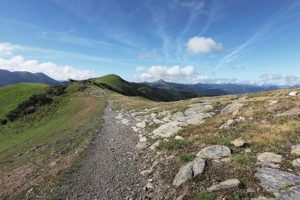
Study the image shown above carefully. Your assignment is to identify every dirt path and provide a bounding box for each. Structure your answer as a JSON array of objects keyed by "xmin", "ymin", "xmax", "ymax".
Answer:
[{"xmin": 58, "ymin": 101, "xmax": 147, "ymax": 199}]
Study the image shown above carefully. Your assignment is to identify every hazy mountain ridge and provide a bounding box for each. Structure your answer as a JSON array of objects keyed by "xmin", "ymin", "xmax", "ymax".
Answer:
[{"xmin": 0, "ymin": 69, "xmax": 60, "ymax": 86}]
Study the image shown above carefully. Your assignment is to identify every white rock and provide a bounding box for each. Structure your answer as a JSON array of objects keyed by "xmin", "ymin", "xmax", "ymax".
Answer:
[
  {"xmin": 184, "ymin": 103, "xmax": 213, "ymax": 116},
  {"xmin": 172, "ymin": 112, "xmax": 185, "ymax": 121},
  {"xmin": 153, "ymin": 121, "xmax": 182, "ymax": 138},
  {"xmin": 175, "ymin": 136, "xmax": 184, "ymax": 140},
  {"xmin": 140, "ymin": 169, "xmax": 153, "ymax": 176},
  {"xmin": 136, "ymin": 121, "xmax": 147, "ymax": 128},
  {"xmin": 149, "ymin": 141, "xmax": 160, "ymax": 150},
  {"xmin": 207, "ymin": 179, "xmax": 241, "ymax": 192},
  {"xmin": 257, "ymin": 152, "xmax": 282, "ymax": 168},
  {"xmin": 268, "ymin": 100, "xmax": 278, "ymax": 106},
  {"xmin": 122, "ymin": 119, "xmax": 130, "ymax": 125},
  {"xmin": 289, "ymin": 91, "xmax": 298, "ymax": 96},
  {"xmin": 139, "ymin": 137, "xmax": 148, "ymax": 143},
  {"xmin": 219, "ymin": 119, "xmax": 237, "ymax": 129},
  {"xmin": 136, "ymin": 142, "xmax": 148, "ymax": 150},
  {"xmin": 292, "ymin": 158, "xmax": 300, "ymax": 168},
  {"xmin": 291, "ymin": 144, "xmax": 300, "ymax": 156},
  {"xmin": 231, "ymin": 138, "xmax": 246, "ymax": 147},
  {"xmin": 131, "ymin": 126, "xmax": 140, "ymax": 132},
  {"xmin": 197, "ymin": 145, "xmax": 231, "ymax": 159}
]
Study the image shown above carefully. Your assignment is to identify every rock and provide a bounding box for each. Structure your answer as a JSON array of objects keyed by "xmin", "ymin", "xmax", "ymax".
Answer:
[
  {"xmin": 275, "ymin": 185, "xmax": 300, "ymax": 200},
  {"xmin": 131, "ymin": 126, "xmax": 140, "ymax": 132},
  {"xmin": 175, "ymin": 136, "xmax": 184, "ymax": 140},
  {"xmin": 153, "ymin": 121, "xmax": 182, "ymax": 138},
  {"xmin": 220, "ymin": 119, "xmax": 237, "ymax": 129},
  {"xmin": 291, "ymin": 144, "xmax": 300, "ymax": 156},
  {"xmin": 221, "ymin": 96, "xmax": 246, "ymax": 115},
  {"xmin": 136, "ymin": 142, "xmax": 148, "ymax": 150},
  {"xmin": 231, "ymin": 138, "xmax": 246, "ymax": 147},
  {"xmin": 252, "ymin": 197, "xmax": 274, "ymax": 200},
  {"xmin": 172, "ymin": 112, "xmax": 185, "ymax": 121},
  {"xmin": 207, "ymin": 179, "xmax": 241, "ymax": 192},
  {"xmin": 122, "ymin": 119, "xmax": 130, "ymax": 125},
  {"xmin": 245, "ymin": 148, "xmax": 252, "ymax": 153},
  {"xmin": 172, "ymin": 162, "xmax": 193, "ymax": 187},
  {"xmin": 173, "ymin": 158, "xmax": 206, "ymax": 187},
  {"xmin": 136, "ymin": 121, "xmax": 147, "ymax": 128},
  {"xmin": 149, "ymin": 141, "xmax": 160, "ymax": 150},
  {"xmin": 140, "ymin": 169, "xmax": 153, "ymax": 176},
  {"xmin": 139, "ymin": 137, "xmax": 147, "ymax": 143},
  {"xmin": 268, "ymin": 100, "xmax": 278, "ymax": 106},
  {"xmin": 220, "ymin": 157, "xmax": 232, "ymax": 163},
  {"xmin": 184, "ymin": 103, "xmax": 213, "ymax": 116},
  {"xmin": 289, "ymin": 91, "xmax": 298, "ymax": 96},
  {"xmin": 255, "ymin": 167, "xmax": 300, "ymax": 192},
  {"xmin": 257, "ymin": 152, "xmax": 282, "ymax": 168},
  {"xmin": 292, "ymin": 159, "xmax": 300, "ymax": 168},
  {"xmin": 192, "ymin": 158, "xmax": 206, "ymax": 177},
  {"xmin": 183, "ymin": 112, "xmax": 214, "ymax": 125},
  {"xmin": 144, "ymin": 182, "xmax": 154, "ymax": 192},
  {"xmin": 197, "ymin": 145, "xmax": 231, "ymax": 159}
]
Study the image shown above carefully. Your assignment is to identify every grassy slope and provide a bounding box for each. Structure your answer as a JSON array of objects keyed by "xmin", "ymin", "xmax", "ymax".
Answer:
[
  {"xmin": 0, "ymin": 83, "xmax": 48, "ymax": 118},
  {"xmin": 0, "ymin": 83, "xmax": 106, "ymax": 199}
]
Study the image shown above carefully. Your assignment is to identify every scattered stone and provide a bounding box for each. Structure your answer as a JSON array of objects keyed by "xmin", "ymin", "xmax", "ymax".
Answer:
[
  {"xmin": 139, "ymin": 137, "xmax": 147, "ymax": 143},
  {"xmin": 173, "ymin": 158, "xmax": 206, "ymax": 187},
  {"xmin": 140, "ymin": 169, "xmax": 153, "ymax": 176},
  {"xmin": 251, "ymin": 197, "xmax": 274, "ymax": 200},
  {"xmin": 149, "ymin": 141, "xmax": 160, "ymax": 150},
  {"xmin": 207, "ymin": 179, "xmax": 241, "ymax": 192},
  {"xmin": 289, "ymin": 91, "xmax": 298, "ymax": 96},
  {"xmin": 231, "ymin": 138, "xmax": 246, "ymax": 147},
  {"xmin": 257, "ymin": 152, "xmax": 282, "ymax": 168},
  {"xmin": 275, "ymin": 185, "xmax": 300, "ymax": 200},
  {"xmin": 255, "ymin": 167, "xmax": 300, "ymax": 192},
  {"xmin": 291, "ymin": 144, "xmax": 300, "ymax": 156},
  {"xmin": 153, "ymin": 121, "xmax": 182, "ymax": 138},
  {"xmin": 136, "ymin": 121, "xmax": 147, "ymax": 128},
  {"xmin": 144, "ymin": 182, "xmax": 154, "ymax": 192},
  {"xmin": 136, "ymin": 142, "xmax": 148, "ymax": 150},
  {"xmin": 175, "ymin": 136, "xmax": 184, "ymax": 140},
  {"xmin": 122, "ymin": 119, "xmax": 130, "ymax": 125},
  {"xmin": 268, "ymin": 100, "xmax": 278, "ymax": 106},
  {"xmin": 292, "ymin": 159, "xmax": 300, "ymax": 168},
  {"xmin": 197, "ymin": 145, "xmax": 231, "ymax": 159},
  {"xmin": 220, "ymin": 157, "xmax": 232, "ymax": 163},
  {"xmin": 220, "ymin": 119, "xmax": 237, "ymax": 129},
  {"xmin": 131, "ymin": 126, "xmax": 140, "ymax": 132},
  {"xmin": 245, "ymin": 148, "xmax": 252, "ymax": 153}
]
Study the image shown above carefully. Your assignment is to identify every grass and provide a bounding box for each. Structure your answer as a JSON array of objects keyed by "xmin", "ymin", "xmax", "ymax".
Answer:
[
  {"xmin": 180, "ymin": 153, "xmax": 196, "ymax": 162},
  {"xmin": 0, "ymin": 83, "xmax": 48, "ymax": 118},
  {"xmin": 157, "ymin": 139, "xmax": 191, "ymax": 150},
  {"xmin": 233, "ymin": 153, "xmax": 252, "ymax": 165},
  {"xmin": 0, "ymin": 83, "xmax": 106, "ymax": 199},
  {"xmin": 198, "ymin": 191, "xmax": 216, "ymax": 200}
]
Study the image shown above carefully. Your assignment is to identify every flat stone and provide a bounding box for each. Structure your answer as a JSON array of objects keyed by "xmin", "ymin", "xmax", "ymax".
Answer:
[
  {"xmin": 122, "ymin": 118, "xmax": 130, "ymax": 125},
  {"xmin": 207, "ymin": 179, "xmax": 241, "ymax": 192},
  {"xmin": 252, "ymin": 197, "xmax": 274, "ymax": 200},
  {"xmin": 197, "ymin": 145, "xmax": 231, "ymax": 159},
  {"xmin": 275, "ymin": 185, "xmax": 300, "ymax": 200},
  {"xmin": 292, "ymin": 159, "xmax": 300, "ymax": 168},
  {"xmin": 221, "ymin": 97, "xmax": 246, "ymax": 115},
  {"xmin": 136, "ymin": 142, "xmax": 148, "ymax": 150},
  {"xmin": 289, "ymin": 91, "xmax": 298, "ymax": 96},
  {"xmin": 183, "ymin": 113, "xmax": 214, "ymax": 125},
  {"xmin": 139, "ymin": 137, "xmax": 148, "ymax": 143},
  {"xmin": 172, "ymin": 112, "xmax": 185, "ymax": 121},
  {"xmin": 291, "ymin": 144, "xmax": 300, "ymax": 156},
  {"xmin": 257, "ymin": 152, "xmax": 282, "ymax": 168},
  {"xmin": 173, "ymin": 158, "xmax": 206, "ymax": 187},
  {"xmin": 231, "ymin": 138, "xmax": 246, "ymax": 147},
  {"xmin": 184, "ymin": 104, "xmax": 213, "ymax": 116},
  {"xmin": 153, "ymin": 121, "xmax": 182, "ymax": 138},
  {"xmin": 175, "ymin": 136, "xmax": 184, "ymax": 140},
  {"xmin": 255, "ymin": 168, "xmax": 300, "ymax": 192},
  {"xmin": 268, "ymin": 100, "xmax": 278, "ymax": 106}
]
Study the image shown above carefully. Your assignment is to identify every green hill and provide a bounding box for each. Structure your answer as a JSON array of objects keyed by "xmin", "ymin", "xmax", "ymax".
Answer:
[
  {"xmin": 0, "ymin": 83, "xmax": 48, "ymax": 118},
  {"xmin": 93, "ymin": 74, "xmax": 197, "ymax": 101}
]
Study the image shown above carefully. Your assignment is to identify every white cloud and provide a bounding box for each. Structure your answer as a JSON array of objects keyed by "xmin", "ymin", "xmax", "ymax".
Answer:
[
  {"xmin": 259, "ymin": 74, "xmax": 300, "ymax": 85},
  {"xmin": 186, "ymin": 36, "xmax": 223, "ymax": 55},
  {"xmin": 0, "ymin": 43, "xmax": 20, "ymax": 55},
  {"xmin": 0, "ymin": 55, "xmax": 97, "ymax": 80}
]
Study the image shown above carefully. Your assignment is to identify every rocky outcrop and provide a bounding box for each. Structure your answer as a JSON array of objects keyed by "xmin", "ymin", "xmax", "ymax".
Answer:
[{"xmin": 257, "ymin": 152, "xmax": 282, "ymax": 168}]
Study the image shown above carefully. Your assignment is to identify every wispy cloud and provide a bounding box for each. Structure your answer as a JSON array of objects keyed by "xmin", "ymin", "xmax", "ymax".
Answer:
[{"xmin": 215, "ymin": 1, "xmax": 300, "ymax": 70}]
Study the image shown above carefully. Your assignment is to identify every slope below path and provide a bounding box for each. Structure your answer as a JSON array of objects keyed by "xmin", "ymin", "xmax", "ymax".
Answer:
[{"xmin": 58, "ymin": 101, "xmax": 148, "ymax": 199}]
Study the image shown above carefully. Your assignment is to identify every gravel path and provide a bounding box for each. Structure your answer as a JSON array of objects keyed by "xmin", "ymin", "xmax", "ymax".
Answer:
[{"xmin": 58, "ymin": 101, "xmax": 147, "ymax": 199}]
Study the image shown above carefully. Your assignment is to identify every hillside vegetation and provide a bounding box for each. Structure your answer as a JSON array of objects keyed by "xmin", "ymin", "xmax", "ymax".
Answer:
[
  {"xmin": 0, "ymin": 82, "xmax": 107, "ymax": 199},
  {"xmin": 0, "ymin": 83, "xmax": 48, "ymax": 118}
]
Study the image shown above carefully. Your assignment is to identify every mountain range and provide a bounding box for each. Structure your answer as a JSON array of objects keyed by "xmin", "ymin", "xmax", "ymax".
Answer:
[{"xmin": 0, "ymin": 69, "xmax": 60, "ymax": 86}]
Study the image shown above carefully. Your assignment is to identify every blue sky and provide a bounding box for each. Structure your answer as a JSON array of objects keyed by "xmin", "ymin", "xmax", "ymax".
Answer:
[{"xmin": 0, "ymin": 0, "xmax": 300, "ymax": 84}]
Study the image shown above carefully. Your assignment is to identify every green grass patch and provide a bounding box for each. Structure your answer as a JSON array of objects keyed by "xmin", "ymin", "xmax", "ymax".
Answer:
[
  {"xmin": 179, "ymin": 153, "xmax": 196, "ymax": 162},
  {"xmin": 157, "ymin": 139, "xmax": 191, "ymax": 150},
  {"xmin": 233, "ymin": 153, "xmax": 252, "ymax": 165},
  {"xmin": 0, "ymin": 83, "xmax": 48, "ymax": 118},
  {"xmin": 198, "ymin": 191, "xmax": 216, "ymax": 200}
]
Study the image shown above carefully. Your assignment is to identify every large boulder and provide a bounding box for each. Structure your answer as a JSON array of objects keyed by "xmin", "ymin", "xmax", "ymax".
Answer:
[{"xmin": 197, "ymin": 145, "xmax": 231, "ymax": 159}]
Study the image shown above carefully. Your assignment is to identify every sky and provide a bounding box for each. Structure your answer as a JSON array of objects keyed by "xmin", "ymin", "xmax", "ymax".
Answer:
[{"xmin": 0, "ymin": 0, "xmax": 300, "ymax": 85}]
